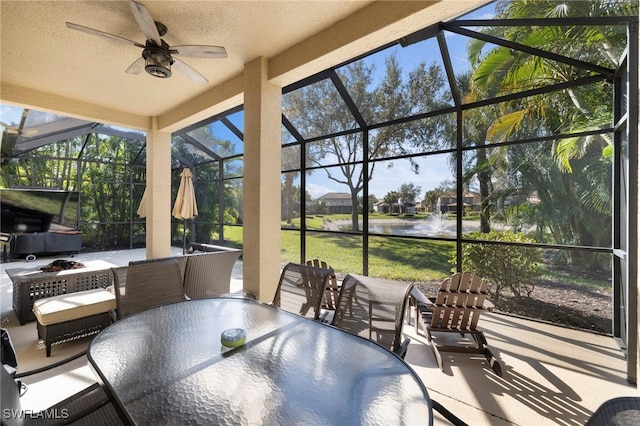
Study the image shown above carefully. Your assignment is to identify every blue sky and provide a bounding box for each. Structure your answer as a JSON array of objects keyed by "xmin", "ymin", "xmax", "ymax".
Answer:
[
  {"xmin": 305, "ymin": 2, "xmax": 496, "ymax": 200},
  {"xmin": 0, "ymin": 105, "xmax": 23, "ymax": 128}
]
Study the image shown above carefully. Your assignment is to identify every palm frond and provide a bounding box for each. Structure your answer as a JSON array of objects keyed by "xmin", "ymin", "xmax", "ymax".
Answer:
[
  {"xmin": 555, "ymin": 137, "xmax": 580, "ymax": 173},
  {"xmin": 472, "ymin": 46, "xmax": 513, "ymax": 93},
  {"xmin": 486, "ymin": 110, "xmax": 526, "ymax": 143}
]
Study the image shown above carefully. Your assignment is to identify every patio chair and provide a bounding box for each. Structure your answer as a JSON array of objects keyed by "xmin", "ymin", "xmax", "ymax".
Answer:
[
  {"xmin": 305, "ymin": 259, "xmax": 340, "ymax": 312},
  {"xmin": 183, "ymin": 249, "xmax": 242, "ymax": 299},
  {"xmin": 331, "ymin": 273, "xmax": 413, "ymax": 358},
  {"xmin": 272, "ymin": 262, "xmax": 334, "ymax": 321},
  {"xmin": 411, "ymin": 272, "xmax": 502, "ymax": 376},
  {"xmin": 129, "ymin": 255, "xmax": 188, "ymax": 282},
  {"xmin": 2, "ymin": 363, "xmax": 124, "ymax": 425},
  {"xmin": 1, "ymin": 327, "xmax": 124, "ymax": 425},
  {"xmin": 585, "ymin": 396, "xmax": 640, "ymax": 426},
  {"xmin": 111, "ymin": 259, "xmax": 186, "ymax": 320}
]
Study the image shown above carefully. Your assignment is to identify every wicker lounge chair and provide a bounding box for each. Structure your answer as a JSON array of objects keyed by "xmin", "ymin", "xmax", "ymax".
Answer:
[
  {"xmin": 111, "ymin": 259, "xmax": 185, "ymax": 320},
  {"xmin": 331, "ymin": 273, "xmax": 413, "ymax": 358},
  {"xmin": 411, "ymin": 271, "xmax": 502, "ymax": 376},
  {"xmin": 272, "ymin": 262, "xmax": 334, "ymax": 321}
]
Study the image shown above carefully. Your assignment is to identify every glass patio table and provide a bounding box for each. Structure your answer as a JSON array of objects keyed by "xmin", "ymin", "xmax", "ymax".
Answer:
[{"xmin": 87, "ymin": 297, "xmax": 432, "ymax": 425}]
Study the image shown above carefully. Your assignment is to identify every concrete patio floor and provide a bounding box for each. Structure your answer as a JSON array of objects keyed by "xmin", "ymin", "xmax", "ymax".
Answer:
[{"xmin": 1, "ymin": 248, "xmax": 637, "ymax": 425}]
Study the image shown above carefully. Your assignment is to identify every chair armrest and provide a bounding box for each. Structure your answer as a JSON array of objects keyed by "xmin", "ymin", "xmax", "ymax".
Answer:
[
  {"xmin": 410, "ymin": 286, "xmax": 435, "ymax": 307},
  {"xmin": 320, "ymin": 309, "xmax": 335, "ymax": 324},
  {"xmin": 432, "ymin": 399, "xmax": 469, "ymax": 426},
  {"xmin": 318, "ymin": 310, "xmax": 329, "ymax": 322},
  {"xmin": 394, "ymin": 338, "xmax": 411, "ymax": 359},
  {"xmin": 482, "ymin": 299, "xmax": 495, "ymax": 311}
]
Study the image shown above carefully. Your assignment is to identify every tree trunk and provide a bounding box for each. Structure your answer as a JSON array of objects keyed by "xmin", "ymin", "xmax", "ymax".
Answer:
[
  {"xmin": 476, "ymin": 144, "xmax": 491, "ymax": 233},
  {"xmin": 284, "ymin": 175, "xmax": 294, "ymax": 224},
  {"xmin": 350, "ymin": 190, "xmax": 360, "ymax": 231}
]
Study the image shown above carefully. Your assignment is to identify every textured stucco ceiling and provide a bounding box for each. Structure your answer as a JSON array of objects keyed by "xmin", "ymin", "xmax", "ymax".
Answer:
[{"xmin": 0, "ymin": 1, "xmax": 490, "ymax": 131}]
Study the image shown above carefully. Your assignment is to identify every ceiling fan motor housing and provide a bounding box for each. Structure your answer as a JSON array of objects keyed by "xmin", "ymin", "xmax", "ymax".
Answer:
[{"xmin": 142, "ymin": 40, "xmax": 173, "ymax": 78}]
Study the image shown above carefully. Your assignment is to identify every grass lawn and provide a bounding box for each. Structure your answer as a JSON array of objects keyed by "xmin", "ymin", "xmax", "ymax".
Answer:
[
  {"xmin": 226, "ymin": 223, "xmax": 452, "ymax": 283},
  {"xmin": 223, "ymin": 215, "xmax": 610, "ymax": 290}
]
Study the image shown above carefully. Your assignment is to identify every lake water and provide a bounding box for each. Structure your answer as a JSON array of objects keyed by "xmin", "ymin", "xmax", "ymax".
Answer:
[
  {"xmin": 368, "ymin": 220, "xmax": 458, "ymax": 237},
  {"xmin": 335, "ymin": 217, "xmax": 481, "ymax": 236}
]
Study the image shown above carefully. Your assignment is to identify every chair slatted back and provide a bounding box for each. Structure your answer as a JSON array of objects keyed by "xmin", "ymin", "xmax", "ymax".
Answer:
[
  {"xmin": 430, "ymin": 272, "xmax": 489, "ymax": 332},
  {"xmin": 273, "ymin": 263, "xmax": 333, "ymax": 320},
  {"xmin": 431, "ymin": 306, "xmax": 484, "ymax": 331},
  {"xmin": 305, "ymin": 258, "xmax": 339, "ymax": 310},
  {"xmin": 435, "ymin": 272, "xmax": 487, "ymax": 308}
]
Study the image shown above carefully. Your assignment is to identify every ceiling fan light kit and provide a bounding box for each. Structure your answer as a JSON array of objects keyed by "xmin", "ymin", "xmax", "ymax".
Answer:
[
  {"xmin": 65, "ymin": 0, "xmax": 227, "ymax": 84},
  {"xmin": 143, "ymin": 41, "xmax": 173, "ymax": 78}
]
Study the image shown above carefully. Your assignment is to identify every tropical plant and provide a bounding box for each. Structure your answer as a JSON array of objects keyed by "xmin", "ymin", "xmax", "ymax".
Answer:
[
  {"xmin": 469, "ymin": 0, "xmax": 635, "ymax": 169},
  {"xmin": 452, "ymin": 231, "xmax": 542, "ymax": 301},
  {"xmin": 383, "ymin": 191, "xmax": 400, "ymax": 214},
  {"xmin": 461, "ymin": 0, "xmax": 634, "ymax": 267}
]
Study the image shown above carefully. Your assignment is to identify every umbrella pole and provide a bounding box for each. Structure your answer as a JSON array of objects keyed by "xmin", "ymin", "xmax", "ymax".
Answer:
[{"xmin": 183, "ymin": 218, "xmax": 187, "ymax": 255}]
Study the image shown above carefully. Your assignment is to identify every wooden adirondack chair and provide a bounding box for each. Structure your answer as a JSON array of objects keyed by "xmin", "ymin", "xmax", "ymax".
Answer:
[
  {"xmin": 411, "ymin": 272, "xmax": 502, "ymax": 376},
  {"xmin": 306, "ymin": 259, "xmax": 340, "ymax": 311}
]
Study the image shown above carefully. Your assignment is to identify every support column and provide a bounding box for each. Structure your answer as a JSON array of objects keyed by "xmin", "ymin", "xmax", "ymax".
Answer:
[
  {"xmin": 145, "ymin": 117, "xmax": 173, "ymax": 259},
  {"xmin": 242, "ymin": 57, "xmax": 282, "ymax": 301}
]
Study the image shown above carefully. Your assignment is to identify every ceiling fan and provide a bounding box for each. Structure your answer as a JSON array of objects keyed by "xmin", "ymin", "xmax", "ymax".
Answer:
[{"xmin": 65, "ymin": 0, "xmax": 227, "ymax": 85}]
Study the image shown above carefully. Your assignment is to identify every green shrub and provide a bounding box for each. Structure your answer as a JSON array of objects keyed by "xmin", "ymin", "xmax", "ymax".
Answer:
[{"xmin": 450, "ymin": 231, "xmax": 542, "ymax": 301}]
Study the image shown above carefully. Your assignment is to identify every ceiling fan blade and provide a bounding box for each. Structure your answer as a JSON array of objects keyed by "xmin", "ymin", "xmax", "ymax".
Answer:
[
  {"xmin": 126, "ymin": 57, "xmax": 145, "ymax": 75},
  {"xmin": 172, "ymin": 58, "xmax": 208, "ymax": 85},
  {"xmin": 66, "ymin": 22, "xmax": 144, "ymax": 48},
  {"xmin": 171, "ymin": 45, "xmax": 227, "ymax": 58},
  {"xmin": 129, "ymin": 0, "xmax": 162, "ymax": 46}
]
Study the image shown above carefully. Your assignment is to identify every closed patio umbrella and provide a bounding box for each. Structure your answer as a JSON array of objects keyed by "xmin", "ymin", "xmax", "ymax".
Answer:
[
  {"xmin": 173, "ymin": 168, "xmax": 198, "ymax": 253},
  {"xmin": 136, "ymin": 188, "xmax": 147, "ymax": 218}
]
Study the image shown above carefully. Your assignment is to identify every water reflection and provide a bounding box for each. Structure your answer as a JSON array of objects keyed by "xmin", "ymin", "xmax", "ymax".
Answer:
[{"xmin": 368, "ymin": 220, "xmax": 459, "ymax": 237}]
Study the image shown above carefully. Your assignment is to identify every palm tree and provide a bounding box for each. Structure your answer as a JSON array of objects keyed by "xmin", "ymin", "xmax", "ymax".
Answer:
[
  {"xmin": 383, "ymin": 191, "xmax": 400, "ymax": 214},
  {"xmin": 457, "ymin": 71, "xmax": 498, "ymax": 233},
  {"xmin": 469, "ymin": 0, "xmax": 634, "ymax": 164},
  {"xmin": 462, "ymin": 0, "xmax": 634, "ymax": 266}
]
